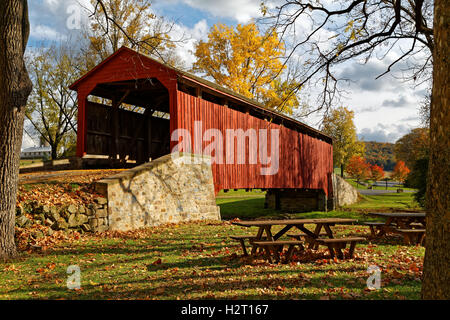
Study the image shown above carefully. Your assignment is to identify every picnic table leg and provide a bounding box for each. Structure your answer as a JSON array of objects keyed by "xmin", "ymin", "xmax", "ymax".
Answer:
[
  {"xmin": 239, "ymin": 239, "xmax": 248, "ymax": 256},
  {"xmin": 403, "ymin": 233, "xmax": 412, "ymax": 245},
  {"xmin": 263, "ymin": 247, "xmax": 273, "ymax": 263},
  {"xmin": 369, "ymin": 225, "xmax": 376, "ymax": 237},
  {"xmin": 262, "ymin": 243, "xmax": 280, "ymax": 264},
  {"xmin": 349, "ymin": 241, "xmax": 357, "ymax": 258},
  {"xmin": 264, "ymin": 226, "xmax": 274, "ymax": 241},
  {"xmin": 324, "ymin": 225, "xmax": 334, "ymax": 238},
  {"xmin": 320, "ymin": 224, "xmax": 335, "ymax": 251},
  {"xmin": 335, "ymin": 245, "xmax": 344, "ymax": 259},
  {"xmin": 374, "ymin": 217, "xmax": 393, "ymax": 238},
  {"xmin": 264, "ymin": 226, "xmax": 284, "ymax": 259},
  {"xmin": 251, "ymin": 227, "xmax": 264, "ymax": 255},
  {"xmin": 326, "ymin": 244, "xmax": 335, "ymax": 259},
  {"xmin": 419, "ymin": 233, "xmax": 426, "ymax": 246},
  {"xmin": 309, "ymin": 224, "xmax": 323, "ymax": 249},
  {"xmin": 284, "ymin": 243, "xmax": 305, "ymax": 264},
  {"xmin": 376, "ymin": 226, "xmax": 386, "ymax": 238},
  {"xmin": 272, "ymin": 244, "xmax": 281, "ymax": 263},
  {"xmin": 368, "ymin": 225, "xmax": 383, "ymax": 239},
  {"xmin": 284, "ymin": 245, "xmax": 295, "ymax": 264},
  {"xmin": 294, "ymin": 224, "xmax": 321, "ymax": 250}
]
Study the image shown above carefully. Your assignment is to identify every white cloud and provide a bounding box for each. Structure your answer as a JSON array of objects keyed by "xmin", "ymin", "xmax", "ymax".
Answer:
[
  {"xmin": 28, "ymin": 0, "xmax": 428, "ymax": 144},
  {"xmin": 30, "ymin": 25, "xmax": 67, "ymax": 41},
  {"xmin": 165, "ymin": 0, "xmax": 261, "ymax": 23},
  {"xmin": 163, "ymin": 19, "xmax": 209, "ymax": 68},
  {"xmin": 358, "ymin": 123, "xmax": 414, "ymax": 143},
  {"xmin": 186, "ymin": 0, "xmax": 260, "ymax": 22}
]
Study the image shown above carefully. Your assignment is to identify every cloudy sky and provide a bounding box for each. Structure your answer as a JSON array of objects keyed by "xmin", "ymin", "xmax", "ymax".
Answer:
[{"xmin": 24, "ymin": 0, "xmax": 428, "ymax": 148}]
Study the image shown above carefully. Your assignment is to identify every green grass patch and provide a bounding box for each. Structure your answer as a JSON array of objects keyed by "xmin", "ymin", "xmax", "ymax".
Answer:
[
  {"xmin": 217, "ymin": 189, "xmax": 420, "ymax": 222},
  {"xmin": 347, "ymin": 193, "xmax": 420, "ymax": 211},
  {"xmin": 1, "ymin": 222, "xmax": 424, "ymax": 300},
  {"xmin": 20, "ymin": 159, "xmax": 43, "ymax": 167},
  {"xmin": 1, "ymin": 186, "xmax": 424, "ymax": 300},
  {"xmin": 345, "ymin": 179, "xmax": 416, "ymax": 192}
]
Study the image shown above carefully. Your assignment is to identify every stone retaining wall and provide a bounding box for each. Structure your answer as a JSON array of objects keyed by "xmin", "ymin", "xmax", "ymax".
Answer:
[
  {"xmin": 95, "ymin": 153, "xmax": 221, "ymax": 231},
  {"xmin": 15, "ymin": 197, "xmax": 109, "ymax": 233},
  {"xmin": 331, "ymin": 173, "xmax": 359, "ymax": 207}
]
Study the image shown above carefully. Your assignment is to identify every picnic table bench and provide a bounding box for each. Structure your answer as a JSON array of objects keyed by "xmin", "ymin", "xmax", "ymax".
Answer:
[
  {"xmin": 231, "ymin": 218, "xmax": 363, "ymax": 262},
  {"xmin": 315, "ymin": 237, "xmax": 366, "ymax": 259},
  {"xmin": 364, "ymin": 212, "xmax": 426, "ymax": 245}
]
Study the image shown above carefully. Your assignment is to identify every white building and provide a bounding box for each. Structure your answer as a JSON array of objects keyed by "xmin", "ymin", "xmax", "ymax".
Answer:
[{"xmin": 20, "ymin": 146, "xmax": 51, "ymax": 159}]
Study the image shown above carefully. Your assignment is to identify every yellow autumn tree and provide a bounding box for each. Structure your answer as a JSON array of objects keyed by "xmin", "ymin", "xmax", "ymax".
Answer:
[
  {"xmin": 321, "ymin": 107, "xmax": 365, "ymax": 177},
  {"xmin": 81, "ymin": 0, "xmax": 180, "ymax": 72},
  {"xmin": 192, "ymin": 23, "xmax": 299, "ymax": 114}
]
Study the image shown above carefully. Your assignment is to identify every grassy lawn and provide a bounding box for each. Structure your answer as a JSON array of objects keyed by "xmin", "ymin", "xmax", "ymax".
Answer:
[
  {"xmin": 0, "ymin": 222, "xmax": 423, "ymax": 300},
  {"xmin": 346, "ymin": 193, "xmax": 420, "ymax": 211},
  {"xmin": 20, "ymin": 159, "xmax": 43, "ymax": 167},
  {"xmin": 217, "ymin": 189, "xmax": 421, "ymax": 220},
  {"xmin": 0, "ymin": 189, "xmax": 424, "ymax": 300},
  {"xmin": 344, "ymin": 178, "xmax": 417, "ymax": 192}
]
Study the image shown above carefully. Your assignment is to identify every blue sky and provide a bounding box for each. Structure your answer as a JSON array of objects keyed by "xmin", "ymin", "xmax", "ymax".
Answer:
[{"xmin": 25, "ymin": 0, "xmax": 427, "ymax": 148}]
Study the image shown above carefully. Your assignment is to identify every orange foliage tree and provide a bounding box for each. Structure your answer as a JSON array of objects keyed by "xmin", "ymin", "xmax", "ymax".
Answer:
[
  {"xmin": 345, "ymin": 156, "xmax": 371, "ymax": 183},
  {"xmin": 370, "ymin": 164, "xmax": 385, "ymax": 182},
  {"xmin": 392, "ymin": 161, "xmax": 411, "ymax": 183}
]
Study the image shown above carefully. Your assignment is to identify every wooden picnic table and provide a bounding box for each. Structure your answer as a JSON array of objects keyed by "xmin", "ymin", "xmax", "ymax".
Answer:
[
  {"xmin": 231, "ymin": 218, "xmax": 362, "ymax": 262},
  {"xmin": 365, "ymin": 212, "xmax": 426, "ymax": 244}
]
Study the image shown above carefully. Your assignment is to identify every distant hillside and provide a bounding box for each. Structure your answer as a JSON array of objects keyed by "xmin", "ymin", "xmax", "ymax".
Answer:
[{"xmin": 364, "ymin": 141, "xmax": 396, "ymax": 171}]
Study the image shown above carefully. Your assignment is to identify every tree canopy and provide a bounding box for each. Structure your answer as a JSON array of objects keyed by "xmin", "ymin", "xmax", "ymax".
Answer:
[
  {"xmin": 192, "ymin": 22, "xmax": 300, "ymax": 114},
  {"xmin": 392, "ymin": 160, "xmax": 411, "ymax": 183},
  {"xmin": 81, "ymin": 0, "xmax": 183, "ymax": 72},
  {"xmin": 346, "ymin": 155, "xmax": 370, "ymax": 183},
  {"xmin": 394, "ymin": 127, "xmax": 430, "ymax": 168},
  {"xmin": 25, "ymin": 44, "xmax": 79, "ymax": 159},
  {"xmin": 261, "ymin": 0, "xmax": 434, "ymax": 111},
  {"xmin": 321, "ymin": 106, "xmax": 365, "ymax": 176}
]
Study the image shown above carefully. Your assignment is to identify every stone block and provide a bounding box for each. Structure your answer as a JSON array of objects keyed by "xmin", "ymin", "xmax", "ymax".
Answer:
[
  {"xmin": 89, "ymin": 218, "xmax": 99, "ymax": 228},
  {"xmin": 95, "ymin": 153, "xmax": 221, "ymax": 231},
  {"xmin": 95, "ymin": 197, "xmax": 108, "ymax": 205},
  {"xmin": 96, "ymin": 225, "xmax": 109, "ymax": 233},
  {"xmin": 95, "ymin": 208, "xmax": 108, "ymax": 218}
]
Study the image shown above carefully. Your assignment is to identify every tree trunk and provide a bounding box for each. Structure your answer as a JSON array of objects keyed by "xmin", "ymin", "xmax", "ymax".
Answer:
[
  {"xmin": 51, "ymin": 145, "xmax": 57, "ymax": 160},
  {"xmin": 340, "ymin": 164, "xmax": 344, "ymax": 178},
  {"xmin": 0, "ymin": 0, "xmax": 32, "ymax": 260},
  {"xmin": 421, "ymin": 0, "xmax": 450, "ymax": 300}
]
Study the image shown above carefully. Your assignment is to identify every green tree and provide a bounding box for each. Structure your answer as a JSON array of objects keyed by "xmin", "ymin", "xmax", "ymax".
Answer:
[
  {"xmin": 25, "ymin": 44, "xmax": 79, "ymax": 160},
  {"xmin": 321, "ymin": 107, "xmax": 365, "ymax": 177},
  {"xmin": 405, "ymin": 157, "xmax": 429, "ymax": 207},
  {"xmin": 394, "ymin": 128, "xmax": 430, "ymax": 168}
]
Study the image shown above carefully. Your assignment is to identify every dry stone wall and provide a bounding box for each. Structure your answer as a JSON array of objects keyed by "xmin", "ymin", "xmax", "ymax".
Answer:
[
  {"xmin": 95, "ymin": 153, "xmax": 221, "ymax": 231},
  {"xmin": 15, "ymin": 198, "xmax": 109, "ymax": 234},
  {"xmin": 331, "ymin": 173, "xmax": 359, "ymax": 207}
]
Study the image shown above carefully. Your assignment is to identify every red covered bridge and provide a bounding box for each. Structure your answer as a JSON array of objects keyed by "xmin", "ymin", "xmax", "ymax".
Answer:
[{"xmin": 70, "ymin": 47, "xmax": 334, "ymax": 211}]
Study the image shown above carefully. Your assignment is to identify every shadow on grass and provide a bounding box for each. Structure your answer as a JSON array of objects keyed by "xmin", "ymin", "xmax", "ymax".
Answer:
[
  {"xmin": 217, "ymin": 197, "xmax": 279, "ymax": 220},
  {"xmin": 7, "ymin": 257, "xmax": 420, "ymax": 300},
  {"xmin": 218, "ymin": 197, "xmax": 374, "ymax": 222}
]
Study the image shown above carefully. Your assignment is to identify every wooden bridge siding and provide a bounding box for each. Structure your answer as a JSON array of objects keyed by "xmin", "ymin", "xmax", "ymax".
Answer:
[
  {"xmin": 73, "ymin": 48, "xmax": 333, "ymax": 196},
  {"xmin": 75, "ymin": 49, "xmax": 179, "ymax": 157},
  {"xmin": 176, "ymin": 91, "xmax": 333, "ymax": 196},
  {"xmin": 84, "ymin": 101, "xmax": 170, "ymax": 161}
]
